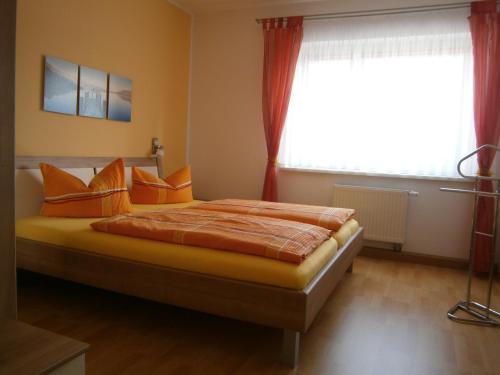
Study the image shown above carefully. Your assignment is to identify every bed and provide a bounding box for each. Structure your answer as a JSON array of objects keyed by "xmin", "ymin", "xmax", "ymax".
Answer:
[{"xmin": 15, "ymin": 155, "xmax": 364, "ymax": 367}]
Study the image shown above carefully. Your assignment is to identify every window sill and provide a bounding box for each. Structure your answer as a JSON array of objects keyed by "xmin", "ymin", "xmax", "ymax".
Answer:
[{"xmin": 278, "ymin": 165, "xmax": 475, "ymax": 183}]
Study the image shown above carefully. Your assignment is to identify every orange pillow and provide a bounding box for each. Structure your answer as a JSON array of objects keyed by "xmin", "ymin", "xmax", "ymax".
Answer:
[
  {"xmin": 40, "ymin": 158, "xmax": 132, "ymax": 217},
  {"xmin": 130, "ymin": 166, "xmax": 193, "ymax": 204}
]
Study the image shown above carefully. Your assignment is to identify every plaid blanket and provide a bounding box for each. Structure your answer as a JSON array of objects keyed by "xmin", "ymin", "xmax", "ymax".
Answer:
[
  {"xmin": 91, "ymin": 208, "xmax": 331, "ymax": 264},
  {"xmin": 193, "ymin": 199, "xmax": 355, "ymax": 231}
]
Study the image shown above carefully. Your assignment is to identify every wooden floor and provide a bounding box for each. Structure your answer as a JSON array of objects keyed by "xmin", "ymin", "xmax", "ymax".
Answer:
[{"xmin": 17, "ymin": 256, "xmax": 500, "ymax": 375}]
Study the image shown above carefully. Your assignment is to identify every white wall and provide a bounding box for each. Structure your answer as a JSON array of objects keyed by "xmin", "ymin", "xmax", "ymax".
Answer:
[{"xmin": 189, "ymin": 0, "xmax": 484, "ymax": 260}]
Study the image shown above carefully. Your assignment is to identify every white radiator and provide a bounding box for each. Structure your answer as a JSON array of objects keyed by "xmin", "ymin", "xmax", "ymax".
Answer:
[{"xmin": 333, "ymin": 184, "xmax": 412, "ymax": 244}]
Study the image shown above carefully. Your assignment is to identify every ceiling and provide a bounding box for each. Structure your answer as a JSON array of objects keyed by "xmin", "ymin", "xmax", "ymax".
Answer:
[{"xmin": 170, "ymin": 0, "xmax": 326, "ymax": 14}]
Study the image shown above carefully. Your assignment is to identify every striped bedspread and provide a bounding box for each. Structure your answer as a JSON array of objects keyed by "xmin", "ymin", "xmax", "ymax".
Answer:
[
  {"xmin": 193, "ymin": 199, "xmax": 355, "ymax": 232},
  {"xmin": 91, "ymin": 209, "xmax": 331, "ymax": 264}
]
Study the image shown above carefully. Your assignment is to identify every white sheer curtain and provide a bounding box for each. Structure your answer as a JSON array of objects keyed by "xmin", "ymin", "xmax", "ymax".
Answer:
[{"xmin": 279, "ymin": 8, "xmax": 476, "ymax": 178}]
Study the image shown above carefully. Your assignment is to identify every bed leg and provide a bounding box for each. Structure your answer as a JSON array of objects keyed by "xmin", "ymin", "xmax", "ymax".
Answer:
[
  {"xmin": 347, "ymin": 262, "xmax": 353, "ymax": 273},
  {"xmin": 281, "ymin": 329, "xmax": 300, "ymax": 367}
]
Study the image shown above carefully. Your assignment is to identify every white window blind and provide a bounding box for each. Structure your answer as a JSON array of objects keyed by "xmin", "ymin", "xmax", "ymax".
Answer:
[{"xmin": 279, "ymin": 8, "xmax": 476, "ymax": 178}]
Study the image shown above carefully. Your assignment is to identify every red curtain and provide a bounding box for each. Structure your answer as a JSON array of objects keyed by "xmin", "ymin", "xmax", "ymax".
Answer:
[
  {"xmin": 469, "ymin": 0, "xmax": 500, "ymax": 273},
  {"xmin": 261, "ymin": 17, "xmax": 303, "ymax": 202}
]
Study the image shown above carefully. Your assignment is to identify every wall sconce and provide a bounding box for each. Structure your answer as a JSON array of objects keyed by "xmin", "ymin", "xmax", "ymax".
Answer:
[{"xmin": 151, "ymin": 137, "xmax": 164, "ymax": 157}]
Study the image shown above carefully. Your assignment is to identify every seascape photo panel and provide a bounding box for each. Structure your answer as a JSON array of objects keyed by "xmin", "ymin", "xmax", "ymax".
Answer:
[
  {"xmin": 108, "ymin": 74, "xmax": 132, "ymax": 122},
  {"xmin": 79, "ymin": 66, "xmax": 108, "ymax": 119},
  {"xmin": 43, "ymin": 56, "xmax": 78, "ymax": 115}
]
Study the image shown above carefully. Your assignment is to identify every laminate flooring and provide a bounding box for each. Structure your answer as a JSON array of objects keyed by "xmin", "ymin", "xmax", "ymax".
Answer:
[{"xmin": 17, "ymin": 256, "xmax": 500, "ymax": 375}]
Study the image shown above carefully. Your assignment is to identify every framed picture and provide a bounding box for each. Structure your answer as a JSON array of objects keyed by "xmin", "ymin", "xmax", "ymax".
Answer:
[
  {"xmin": 108, "ymin": 74, "xmax": 132, "ymax": 122},
  {"xmin": 79, "ymin": 66, "xmax": 107, "ymax": 119},
  {"xmin": 43, "ymin": 56, "xmax": 78, "ymax": 115}
]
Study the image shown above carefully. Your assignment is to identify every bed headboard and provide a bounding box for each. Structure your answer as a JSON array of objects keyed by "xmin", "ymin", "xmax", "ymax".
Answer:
[
  {"xmin": 16, "ymin": 156, "xmax": 161, "ymax": 170},
  {"xmin": 15, "ymin": 155, "xmax": 163, "ymax": 218}
]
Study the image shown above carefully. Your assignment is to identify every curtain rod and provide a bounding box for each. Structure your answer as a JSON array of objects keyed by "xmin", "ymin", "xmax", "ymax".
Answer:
[{"xmin": 255, "ymin": 1, "xmax": 500, "ymax": 23}]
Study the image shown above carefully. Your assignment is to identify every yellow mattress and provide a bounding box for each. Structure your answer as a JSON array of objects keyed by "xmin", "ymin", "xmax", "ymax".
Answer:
[{"xmin": 16, "ymin": 202, "xmax": 359, "ymax": 290}]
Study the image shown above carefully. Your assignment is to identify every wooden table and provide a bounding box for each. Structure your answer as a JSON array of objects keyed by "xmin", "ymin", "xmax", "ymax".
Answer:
[{"xmin": 0, "ymin": 319, "xmax": 88, "ymax": 375}]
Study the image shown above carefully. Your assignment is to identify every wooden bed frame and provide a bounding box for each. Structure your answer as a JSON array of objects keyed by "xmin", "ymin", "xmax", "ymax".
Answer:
[{"xmin": 15, "ymin": 156, "xmax": 364, "ymax": 367}]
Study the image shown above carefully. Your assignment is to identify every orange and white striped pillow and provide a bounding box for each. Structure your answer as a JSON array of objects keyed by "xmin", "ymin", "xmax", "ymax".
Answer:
[
  {"xmin": 130, "ymin": 166, "xmax": 193, "ymax": 204},
  {"xmin": 40, "ymin": 158, "xmax": 132, "ymax": 217}
]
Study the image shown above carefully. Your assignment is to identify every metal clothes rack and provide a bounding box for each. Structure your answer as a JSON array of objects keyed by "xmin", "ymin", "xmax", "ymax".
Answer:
[{"xmin": 440, "ymin": 144, "xmax": 500, "ymax": 327}]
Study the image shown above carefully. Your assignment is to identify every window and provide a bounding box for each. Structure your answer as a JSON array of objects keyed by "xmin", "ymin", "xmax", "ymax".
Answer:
[{"xmin": 279, "ymin": 8, "xmax": 476, "ymax": 178}]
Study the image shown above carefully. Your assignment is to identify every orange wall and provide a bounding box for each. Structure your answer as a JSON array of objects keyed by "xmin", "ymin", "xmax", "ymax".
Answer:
[{"xmin": 16, "ymin": 0, "xmax": 191, "ymax": 175}]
